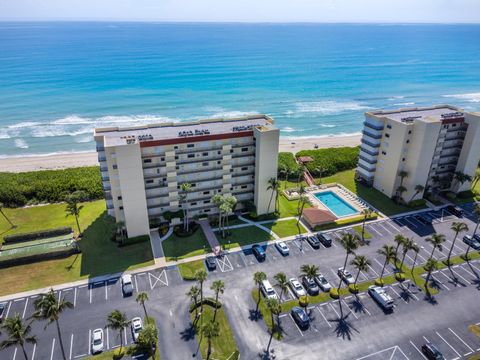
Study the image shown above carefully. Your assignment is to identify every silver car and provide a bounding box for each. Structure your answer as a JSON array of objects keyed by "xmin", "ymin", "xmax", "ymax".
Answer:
[
  {"xmin": 91, "ymin": 328, "xmax": 104, "ymax": 354},
  {"xmin": 275, "ymin": 241, "xmax": 290, "ymax": 256},
  {"xmin": 289, "ymin": 278, "xmax": 306, "ymax": 298},
  {"xmin": 338, "ymin": 267, "xmax": 355, "ymax": 285},
  {"xmin": 314, "ymin": 273, "xmax": 332, "ymax": 292},
  {"xmin": 131, "ymin": 317, "xmax": 143, "ymax": 342}
]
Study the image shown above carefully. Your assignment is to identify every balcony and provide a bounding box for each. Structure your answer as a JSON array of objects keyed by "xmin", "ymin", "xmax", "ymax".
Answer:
[
  {"xmin": 361, "ymin": 137, "xmax": 380, "ymax": 148},
  {"xmin": 360, "ymin": 144, "xmax": 379, "ymax": 157},
  {"xmin": 363, "ymin": 120, "xmax": 384, "ymax": 131},
  {"xmin": 358, "ymin": 153, "xmax": 378, "ymax": 165},
  {"xmin": 100, "ymin": 167, "xmax": 108, "ymax": 172},
  {"xmin": 177, "ymin": 155, "xmax": 224, "ymax": 166},
  {"xmin": 357, "ymin": 161, "xmax": 376, "ymax": 173},
  {"xmin": 362, "ymin": 130, "xmax": 382, "ymax": 140},
  {"xmin": 356, "ymin": 166, "xmax": 375, "ymax": 180}
]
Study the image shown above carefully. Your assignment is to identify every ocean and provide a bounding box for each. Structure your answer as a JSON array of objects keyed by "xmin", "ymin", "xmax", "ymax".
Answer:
[{"xmin": 0, "ymin": 22, "xmax": 479, "ymax": 157}]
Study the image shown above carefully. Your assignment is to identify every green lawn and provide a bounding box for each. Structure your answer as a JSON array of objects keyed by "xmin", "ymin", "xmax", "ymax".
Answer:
[
  {"xmin": 0, "ymin": 203, "xmax": 154, "ymax": 296},
  {"xmin": 264, "ymin": 219, "xmax": 308, "ymax": 238},
  {"xmin": 452, "ymin": 177, "xmax": 480, "ymax": 204},
  {"xmin": 177, "ymin": 259, "xmax": 206, "ymax": 280},
  {"xmin": 278, "ymin": 194, "xmax": 311, "ymax": 218},
  {"xmin": 216, "ymin": 226, "xmax": 274, "ymax": 249},
  {"xmin": 190, "ymin": 305, "xmax": 239, "ymax": 360},
  {"xmin": 353, "ymin": 225, "xmax": 372, "ymax": 239},
  {"xmin": 161, "ymin": 229, "xmax": 210, "ymax": 261}
]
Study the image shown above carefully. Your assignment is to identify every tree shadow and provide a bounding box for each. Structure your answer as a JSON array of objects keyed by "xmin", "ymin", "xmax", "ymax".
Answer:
[
  {"xmin": 328, "ymin": 301, "xmax": 359, "ymax": 340},
  {"xmin": 249, "ymin": 308, "xmax": 263, "ymax": 322},
  {"xmin": 179, "ymin": 322, "xmax": 196, "ymax": 341},
  {"xmin": 350, "ymin": 297, "xmax": 370, "ymax": 315},
  {"xmin": 466, "ymin": 261, "xmax": 480, "ymax": 279},
  {"xmin": 445, "ymin": 268, "xmax": 467, "ymax": 288}
]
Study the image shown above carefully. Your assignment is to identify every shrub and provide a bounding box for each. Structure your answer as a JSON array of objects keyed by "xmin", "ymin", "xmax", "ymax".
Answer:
[
  {"xmin": 163, "ymin": 210, "xmax": 184, "ymax": 221},
  {"xmin": 374, "ymin": 278, "xmax": 384, "ymax": 287},
  {"xmin": 188, "ymin": 297, "xmax": 222, "ymax": 313},
  {"xmin": 408, "ymin": 199, "xmax": 426, "ymax": 208},
  {"xmin": 348, "ymin": 284, "xmax": 359, "ymax": 293},
  {"xmin": 120, "ymin": 235, "xmax": 150, "ymax": 247},
  {"xmin": 296, "ymin": 147, "xmax": 360, "ymax": 177},
  {"xmin": 298, "ymin": 296, "xmax": 309, "ymax": 307},
  {"xmin": 278, "ymin": 152, "xmax": 300, "ymax": 177},
  {"xmin": 395, "ymin": 273, "xmax": 406, "ymax": 282},
  {"xmin": 329, "ymin": 288, "xmax": 339, "ymax": 299},
  {"xmin": 314, "ymin": 213, "xmax": 378, "ymax": 231},
  {"xmin": 173, "ymin": 222, "xmax": 199, "ymax": 237},
  {"xmin": 3, "ymin": 227, "xmax": 72, "ymax": 244},
  {"xmin": 0, "ymin": 166, "xmax": 103, "ymax": 207}
]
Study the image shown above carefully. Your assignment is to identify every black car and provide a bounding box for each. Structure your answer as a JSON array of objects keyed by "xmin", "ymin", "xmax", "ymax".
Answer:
[
  {"xmin": 421, "ymin": 343, "xmax": 445, "ymax": 360},
  {"xmin": 306, "ymin": 235, "xmax": 320, "ymax": 249},
  {"xmin": 301, "ymin": 276, "xmax": 320, "ymax": 295},
  {"xmin": 0, "ymin": 303, "xmax": 5, "ymax": 322},
  {"xmin": 205, "ymin": 256, "xmax": 217, "ymax": 270},
  {"xmin": 317, "ymin": 232, "xmax": 332, "ymax": 247},
  {"xmin": 446, "ymin": 205, "xmax": 463, "ymax": 217},
  {"xmin": 252, "ymin": 244, "xmax": 266, "ymax": 261},
  {"xmin": 291, "ymin": 307, "xmax": 310, "ymax": 329}
]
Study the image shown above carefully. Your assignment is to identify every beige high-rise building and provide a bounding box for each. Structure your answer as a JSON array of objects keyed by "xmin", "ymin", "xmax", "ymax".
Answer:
[
  {"xmin": 356, "ymin": 105, "xmax": 480, "ymax": 202},
  {"xmin": 94, "ymin": 115, "xmax": 279, "ymax": 238}
]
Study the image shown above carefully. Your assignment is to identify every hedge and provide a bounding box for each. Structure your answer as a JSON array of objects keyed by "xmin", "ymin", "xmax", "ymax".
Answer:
[
  {"xmin": 296, "ymin": 146, "xmax": 360, "ymax": 177},
  {"xmin": 189, "ymin": 297, "xmax": 222, "ymax": 313},
  {"xmin": 278, "ymin": 152, "xmax": 300, "ymax": 177},
  {"xmin": 0, "ymin": 243, "xmax": 79, "ymax": 268},
  {"xmin": 3, "ymin": 227, "xmax": 73, "ymax": 244},
  {"xmin": 0, "ymin": 166, "xmax": 103, "ymax": 207},
  {"xmin": 314, "ymin": 213, "xmax": 378, "ymax": 231},
  {"xmin": 119, "ymin": 235, "xmax": 150, "ymax": 247}
]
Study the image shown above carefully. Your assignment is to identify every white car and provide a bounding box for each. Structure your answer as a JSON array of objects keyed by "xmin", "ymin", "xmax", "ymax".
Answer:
[
  {"xmin": 275, "ymin": 241, "xmax": 290, "ymax": 256},
  {"xmin": 289, "ymin": 278, "xmax": 306, "ymax": 298},
  {"xmin": 338, "ymin": 267, "xmax": 355, "ymax": 285},
  {"xmin": 121, "ymin": 274, "xmax": 133, "ymax": 296},
  {"xmin": 91, "ymin": 328, "xmax": 104, "ymax": 354},
  {"xmin": 131, "ymin": 317, "xmax": 143, "ymax": 342},
  {"xmin": 368, "ymin": 285, "xmax": 394, "ymax": 311},
  {"xmin": 314, "ymin": 273, "xmax": 332, "ymax": 292}
]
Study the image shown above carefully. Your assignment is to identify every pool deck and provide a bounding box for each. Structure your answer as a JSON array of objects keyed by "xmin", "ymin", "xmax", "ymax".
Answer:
[{"xmin": 307, "ymin": 184, "xmax": 365, "ymax": 220}]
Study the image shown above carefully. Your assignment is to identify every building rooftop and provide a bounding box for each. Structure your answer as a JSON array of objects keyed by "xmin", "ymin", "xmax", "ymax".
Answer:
[
  {"xmin": 367, "ymin": 105, "xmax": 464, "ymax": 124},
  {"xmin": 95, "ymin": 115, "xmax": 274, "ymax": 147}
]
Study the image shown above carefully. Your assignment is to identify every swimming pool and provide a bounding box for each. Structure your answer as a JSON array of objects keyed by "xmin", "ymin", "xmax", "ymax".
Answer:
[{"xmin": 313, "ymin": 191, "xmax": 359, "ymax": 217}]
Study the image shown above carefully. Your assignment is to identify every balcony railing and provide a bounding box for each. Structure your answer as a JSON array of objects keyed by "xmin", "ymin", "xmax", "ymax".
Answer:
[
  {"xmin": 363, "ymin": 121, "xmax": 384, "ymax": 131},
  {"xmin": 361, "ymin": 138, "xmax": 380, "ymax": 148},
  {"xmin": 359, "ymin": 145, "xmax": 379, "ymax": 157},
  {"xmin": 357, "ymin": 162, "xmax": 376, "ymax": 173},
  {"xmin": 359, "ymin": 155, "xmax": 378, "ymax": 165},
  {"xmin": 362, "ymin": 130, "xmax": 382, "ymax": 140}
]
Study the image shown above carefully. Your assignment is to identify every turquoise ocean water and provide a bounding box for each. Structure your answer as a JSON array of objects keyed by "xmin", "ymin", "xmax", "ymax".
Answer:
[{"xmin": 0, "ymin": 22, "xmax": 479, "ymax": 157}]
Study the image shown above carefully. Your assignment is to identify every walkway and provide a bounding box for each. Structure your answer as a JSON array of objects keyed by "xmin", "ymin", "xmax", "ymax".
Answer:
[
  {"xmin": 198, "ymin": 218, "xmax": 222, "ymax": 255},
  {"xmin": 149, "ymin": 227, "xmax": 172, "ymax": 261}
]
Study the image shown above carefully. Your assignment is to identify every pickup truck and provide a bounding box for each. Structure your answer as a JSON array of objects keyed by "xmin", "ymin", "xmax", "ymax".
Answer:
[{"xmin": 368, "ymin": 285, "xmax": 394, "ymax": 311}]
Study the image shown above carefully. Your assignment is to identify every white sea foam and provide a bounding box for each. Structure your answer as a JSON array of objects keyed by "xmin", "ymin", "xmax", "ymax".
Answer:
[
  {"xmin": 388, "ymin": 96, "xmax": 405, "ymax": 100},
  {"xmin": 282, "ymin": 127, "xmax": 296, "ymax": 132},
  {"xmin": 14, "ymin": 139, "xmax": 29, "ymax": 149},
  {"xmin": 210, "ymin": 110, "xmax": 259, "ymax": 119},
  {"xmin": 75, "ymin": 135, "xmax": 93, "ymax": 143},
  {"xmin": 292, "ymin": 101, "xmax": 371, "ymax": 116},
  {"xmin": 7, "ymin": 121, "xmax": 42, "ymax": 129},
  {"xmin": 282, "ymin": 132, "xmax": 362, "ymax": 140},
  {"xmin": 319, "ymin": 124, "xmax": 337, "ymax": 128},
  {"xmin": 393, "ymin": 102, "xmax": 415, "ymax": 106},
  {"xmin": 443, "ymin": 92, "xmax": 480, "ymax": 103},
  {"xmin": 0, "ymin": 130, "xmax": 10, "ymax": 140},
  {"xmin": 51, "ymin": 115, "xmax": 92, "ymax": 125}
]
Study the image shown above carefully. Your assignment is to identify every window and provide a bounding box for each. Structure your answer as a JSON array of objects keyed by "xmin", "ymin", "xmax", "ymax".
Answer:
[
  {"xmin": 452, "ymin": 123, "xmax": 457, "ymax": 127},
  {"xmin": 175, "ymin": 156, "xmax": 179, "ymax": 160},
  {"xmin": 230, "ymin": 149, "xmax": 234, "ymax": 153},
  {"xmin": 191, "ymin": 202, "xmax": 197, "ymax": 206},
  {"xmin": 191, "ymin": 183, "xmax": 196, "ymax": 187},
  {"xmin": 241, "ymin": 166, "xmax": 248, "ymax": 171},
  {"xmin": 174, "ymin": 146, "xmax": 178, "ymax": 150},
  {"xmin": 217, "ymin": 161, "xmax": 221, "ymax": 164},
  {"xmin": 385, "ymin": 133, "xmax": 390, "ymax": 138},
  {"xmin": 241, "ymin": 185, "xmax": 248, "ymax": 189},
  {"xmin": 157, "ymin": 169, "xmax": 160, "ymax": 174},
  {"xmin": 443, "ymin": 125, "xmax": 448, "ymax": 129},
  {"xmin": 187, "ymin": 154, "xmax": 195, "ymax": 158},
  {"xmin": 230, "ymin": 168, "xmax": 234, "ymax": 172},
  {"xmin": 202, "ymin": 162, "xmax": 209, "ymax": 166},
  {"xmin": 381, "ymin": 151, "xmax": 387, "ymax": 155},
  {"xmin": 113, "ymin": 164, "xmax": 118, "ymax": 170},
  {"xmin": 161, "ymin": 157, "xmax": 165, "ymax": 161},
  {"xmin": 163, "ymin": 178, "xmax": 167, "ymax": 181},
  {"xmin": 406, "ymin": 140, "xmax": 410, "ymax": 144},
  {"xmin": 203, "ymin": 191, "xmax": 210, "ymax": 195},
  {"xmin": 386, "ymin": 124, "xmax": 392, "ymax": 129},
  {"xmin": 203, "ymin": 200, "xmax": 211, "ymax": 204},
  {"xmin": 146, "ymin": 179, "xmax": 154, "ymax": 184},
  {"xmin": 204, "ymin": 209, "xmax": 211, "ymax": 213},
  {"xmin": 408, "ymin": 130, "xmax": 412, "ymax": 134},
  {"xmin": 202, "ymin": 152, "xmax": 208, "ymax": 156},
  {"xmin": 119, "ymin": 206, "xmax": 123, "ymax": 210},
  {"xmin": 175, "ymin": 166, "xmax": 179, "ymax": 170},
  {"xmin": 217, "ymin": 151, "xmax": 221, "ymax": 155},
  {"xmin": 187, "ymin": 144, "xmax": 194, "ymax": 148},
  {"xmin": 402, "ymin": 158, "xmax": 405, "ymax": 162},
  {"xmin": 241, "ymin": 147, "xmax": 248, "ymax": 152},
  {"xmin": 117, "ymin": 196, "xmax": 122, "ymax": 200},
  {"xmin": 143, "ymin": 159, "xmax": 152, "ymax": 163},
  {"xmin": 177, "ymin": 185, "xmax": 180, "ymax": 189}
]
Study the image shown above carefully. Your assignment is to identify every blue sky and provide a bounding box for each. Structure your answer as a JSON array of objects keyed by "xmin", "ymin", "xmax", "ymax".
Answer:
[{"xmin": 0, "ymin": 0, "xmax": 479, "ymax": 23}]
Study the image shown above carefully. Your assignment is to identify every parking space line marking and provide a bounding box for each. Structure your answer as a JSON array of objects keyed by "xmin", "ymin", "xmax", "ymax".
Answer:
[
  {"xmin": 74, "ymin": 287, "xmax": 77, "ymax": 308},
  {"xmin": 238, "ymin": 252, "xmax": 249, "ymax": 267},
  {"xmin": 31, "ymin": 343, "xmax": 36, "ymax": 360},
  {"xmin": 402, "ymin": 285, "xmax": 419, "ymax": 301},
  {"xmin": 448, "ymin": 328, "xmax": 474, "ymax": 354},
  {"xmin": 450, "ymin": 268, "xmax": 470, "ymax": 284},
  {"xmin": 22, "ymin": 297, "xmax": 28, "ymax": 319},
  {"xmin": 13, "ymin": 298, "xmax": 24, "ymax": 302},
  {"xmin": 458, "ymin": 265, "xmax": 476, "ymax": 277},
  {"xmin": 89, "ymin": 285, "xmax": 92, "ymax": 304},
  {"xmin": 404, "ymin": 217, "xmax": 419, "ymax": 228},
  {"xmin": 436, "ymin": 331, "xmax": 461, "ymax": 358},
  {"xmin": 389, "ymin": 286, "xmax": 407, "ymax": 304},
  {"xmin": 12, "ymin": 347, "xmax": 17, "ymax": 360},
  {"xmin": 368, "ymin": 225, "xmax": 382, "ymax": 236},
  {"xmin": 69, "ymin": 334, "xmax": 73, "ymax": 360},
  {"xmin": 50, "ymin": 338, "xmax": 56, "ymax": 360},
  {"xmin": 355, "ymin": 346, "xmax": 406, "ymax": 360},
  {"xmin": 124, "ymin": 326, "xmax": 128, "ymax": 345},
  {"xmin": 410, "ymin": 341, "xmax": 428, "ymax": 360},
  {"xmin": 288, "ymin": 314, "xmax": 304, "ymax": 337},
  {"xmin": 367, "ymin": 264, "xmax": 379, "ymax": 278},
  {"xmin": 88, "ymin": 329, "xmax": 91, "ymax": 355},
  {"xmin": 316, "ymin": 307, "xmax": 332, "ymax": 328},
  {"xmin": 329, "ymin": 302, "xmax": 341, "ymax": 318},
  {"xmin": 378, "ymin": 222, "xmax": 393, "ymax": 235},
  {"xmin": 374, "ymin": 258, "xmax": 390, "ymax": 274},
  {"xmin": 286, "ymin": 287, "xmax": 296, "ymax": 300},
  {"xmin": 105, "ymin": 281, "xmax": 108, "ymax": 300},
  {"xmin": 387, "ymin": 221, "xmax": 401, "ymax": 232},
  {"xmin": 134, "ymin": 275, "xmax": 139, "ymax": 293},
  {"xmin": 435, "ymin": 272, "xmax": 452, "ymax": 290},
  {"xmin": 342, "ymin": 300, "xmax": 358, "ymax": 319}
]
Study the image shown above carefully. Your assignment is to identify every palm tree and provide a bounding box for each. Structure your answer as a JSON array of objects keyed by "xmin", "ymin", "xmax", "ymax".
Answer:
[
  {"xmin": 424, "ymin": 258, "xmax": 439, "ymax": 296},
  {"xmin": 426, "ymin": 233, "xmax": 446, "ymax": 260},
  {"xmin": 253, "ymin": 271, "xmax": 267, "ymax": 313},
  {"xmin": 297, "ymin": 164, "xmax": 306, "ymax": 186},
  {"xmin": 465, "ymin": 204, "xmax": 480, "ymax": 260},
  {"xmin": 211, "ymin": 280, "xmax": 225, "ymax": 321},
  {"xmin": 106, "ymin": 310, "xmax": 130, "ymax": 355},
  {"xmin": 0, "ymin": 314, "xmax": 37, "ymax": 360},
  {"xmin": 472, "ymin": 168, "xmax": 480, "ymax": 189},
  {"xmin": 32, "ymin": 289, "xmax": 73, "ymax": 360},
  {"xmin": 296, "ymin": 194, "xmax": 309, "ymax": 226},
  {"xmin": 351, "ymin": 255, "xmax": 370, "ymax": 290},
  {"xmin": 396, "ymin": 186, "xmax": 407, "ymax": 203},
  {"xmin": 446, "ymin": 222, "xmax": 468, "ymax": 265},
  {"xmin": 314, "ymin": 166, "xmax": 325, "ymax": 185},
  {"xmin": 300, "ymin": 264, "xmax": 319, "ymax": 300},
  {"xmin": 267, "ymin": 178, "xmax": 280, "ymax": 214},
  {"xmin": 265, "ymin": 298, "xmax": 281, "ymax": 354},
  {"xmin": 360, "ymin": 208, "xmax": 373, "ymax": 242},
  {"xmin": 136, "ymin": 292, "xmax": 149, "ymax": 318},
  {"xmin": 410, "ymin": 242, "xmax": 420, "ymax": 273},
  {"xmin": 273, "ymin": 272, "xmax": 288, "ymax": 302},
  {"xmin": 453, "ymin": 171, "xmax": 472, "ymax": 190},
  {"xmin": 187, "ymin": 285, "xmax": 201, "ymax": 319},
  {"xmin": 65, "ymin": 192, "xmax": 84, "ymax": 236},
  {"xmin": 180, "ymin": 182, "xmax": 192, "ymax": 231},
  {"xmin": 195, "ymin": 269, "xmax": 208, "ymax": 313},
  {"xmin": 376, "ymin": 245, "xmax": 396, "ymax": 285},
  {"xmin": 137, "ymin": 323, "xmax": 158, "ymax": 359},
  {"xmin": 409, "ymin": 184, "xmax": 425, "ymax": 203},
  {"xmin": 0, "ymin": 202, "xmax": 15, "ymax": 228},
  {"xmin": 115, "ymin": 220, "xmax": 126, "ymax": 244},
  {"xmin": 201, "ymin": 321, "xmax": 220, "ymax": 360},
  {"xmin": 212, "ymin": 194, "xmax": 224, "ymax": 234},
  {"xmin": 222, "ymin": 194, "xmax": 237, "ymax": 234},
  {"xmin": 338, "ymin": 233, "xmax": 360, "ymax": 292},
  {"xmin": 393, "ymin": 234, "xmax": 406, "ymax": 265},
  {"xmin": 399, "ymin": 238, "xmax": 414, "ymax": 273},
  {"xmin": 398, "ymin": 170, "xmax": 408, "ymax": 187}
]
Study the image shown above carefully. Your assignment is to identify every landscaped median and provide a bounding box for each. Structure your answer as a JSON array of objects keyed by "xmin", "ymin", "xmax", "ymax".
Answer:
[
  {"xmin": 177, "ymin": 259, "xmax": 206, "ymax": 280},
  {"xmin": 264, "ymin": 218, "xmax": 308, "ymax": 238}
]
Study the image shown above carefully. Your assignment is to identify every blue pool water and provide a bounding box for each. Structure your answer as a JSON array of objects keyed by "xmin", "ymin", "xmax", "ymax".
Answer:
[{"xmin": 314, "ymin": 191, "xmax": 358, "ymax": 217}]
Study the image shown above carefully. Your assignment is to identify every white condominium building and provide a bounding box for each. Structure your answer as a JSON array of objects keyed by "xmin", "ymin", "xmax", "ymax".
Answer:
[
  {"xmin": 356, "ymin": 105, "xmax": 480, "ymax": 202},
  {"xmin": 95, "ymin": 115, "xmax": 279, "ymax": 237}
]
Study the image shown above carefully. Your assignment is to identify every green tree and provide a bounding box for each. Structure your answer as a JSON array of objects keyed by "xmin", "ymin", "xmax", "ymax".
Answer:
[
  {"xmin": 265, "ymin": 298, "xmax": 281, "ymax": 354},
  {"xmin": 106, "ymin": 310, "xmax": 130, "ymax": 355},
  {"xmin": 0, "ymin": 202, "xmax": 15, "ymax": 228},
  {"xmin": 296, "ymin": 194, "xmax": 309, "ymax": 226},
  {"xmin": 338, "ymin": 233, "xmax": 360, "ymax": 292},
  {"xmin": 136, "ymin": 292, "xmax": 149, "ymax": 318},
  {"xmin": 201, "ymin": 321, "xmax": 220, "ymax": 360},
  {"xmin": 409, "ymin": 184, "xmax": 425, "ymax": 203},
  {"xmin": 376, "ymin": 245, "xmax": 396, "ymax": 285},
  {"xmin": 195, "ymin": 269, "xmax": 208, "ymax": 314},
  {"xmin": 212, "ymin": 194, "xmax": 225, "ymax": 235},
  {"xmin": 0, "ymin": 314, "xmax": 37, "ymax": 360},
  {"xmin": 65, "ymin": 192, "xmax": 84, "ymax": 235},
  {"xmin": 393, "ymin": 234, "xmax": 406, "ymax": 266},
  {"xmin": 253, "ymin": 271, "xmax": 267, "ymax": 313},
  {"xmin": 453, "ymin": 171, "xmax": 472, "ymax": 190},
  {"xmin": 115, "ymin": 220, "xmax": 126, "ymax": 245},
  {"xmin": 446, "ymin": 222, "xmax": 468, "ymax": 266},
  {"xmin": 399, "ymin": 238, "xmax": 414, "ymax": 273},
  {"xmin": 314, "ymin": 166, "xmax": 325, "ymax": 185},
  {"xmin": 137, "ymin": 323, "xmax": 158, "ymax": 359},
  {"xmin": 187, "ymin": 285, "xmax": 200, "ymax": 319},
  {"xmin": 267, "ymin": 177, "xmax": 280, "ymax": 214},
  {"xmin": 300, "ymin": 264, "xmax": 319, "ymax": 300},
  {"xmin": 32, "ymin": 289, "xmax": 73, "ymax": 360},
  {"xmin": 180, "ymin": 182, "xmax": 192, "ymax": 232},
  {"xmin": 211, "ymin": 280, "xmax": 225, "ymax": 321},
  {"xmin": 360, "ymin": 208, "xmax": 373, "ymax": 242},
  {"xmin": 472, "ymin": 168, "xmax": 480, "ymax": 189},
  {"xmin": 426, "ymin": 233, "xmax": 446, "ymax": 260},
  {"xmin": 396, "ymin": 186, "xmax": 407, "ymax": 203},
  {"xmin": 398, "ymin": 170, "xmax": 408, "ymax": 187},
  {"xmin": 424, "ymin": 258, "xmax": 439, "ymax": 296},
  {"xmin": 273, "ymin": 272, "xmax": 288, "ymax": 302},
  {"xmin": 410, "ymin": 242, "xmax": 421, "ymax": 273},
  {"xmin": 351, "ymin": 255, "xmax": 370, "ymax": 289},
  {"xmin": 465, "ymin": 204, "xmax": 480, "ymax": 260}
]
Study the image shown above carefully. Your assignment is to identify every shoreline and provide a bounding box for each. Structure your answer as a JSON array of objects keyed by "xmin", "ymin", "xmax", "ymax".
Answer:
[{"xmin": 0, "ymin": 134, "xmax": 361, "ymax": 173}]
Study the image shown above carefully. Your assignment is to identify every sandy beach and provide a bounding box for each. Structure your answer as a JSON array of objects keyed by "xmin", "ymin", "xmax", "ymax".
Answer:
[{"xmin": 0, "ymin": 134, "xmax": 361, "ymax": 173}]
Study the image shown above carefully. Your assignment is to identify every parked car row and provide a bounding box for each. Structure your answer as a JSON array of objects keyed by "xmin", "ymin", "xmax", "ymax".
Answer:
[{"xmin": 91, "ymin": 317, "xmax": 143, "ymax": 354}]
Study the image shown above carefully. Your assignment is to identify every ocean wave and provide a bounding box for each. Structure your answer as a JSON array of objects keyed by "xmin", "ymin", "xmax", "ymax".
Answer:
[
  {"xmin": 388, "ymin": 96, "xmax": 405, "ymax": 100},
  {"xmin": 319, "ymin": 124, "xmax": 337, "ymax": 128},
  {"xmin": 281, "ymin": 132, "xmax": 362, "ymax": 140},
  {"xmin": 210, "ymin": 110, "xmax": 259, "ymax": 119},
  {"xmin": 281, "ymin": 127, "xmax": 297, "ymax": 133},
  {"xmin": 291, "ymin": 101, "xmax": 371, "ymax": 116},
  {"xmin": 75, "ymin": 135, "xmax": 93, "ymax": 143},
  {"xmin": 393, "ymin": 102, "xmax": 415, "ymax": 106},
  {"xmin": 7, "ymin": 121, "xmax": 42, "ymax": 129},
  {"xmin": 14, "ymin": 139, "xmax": 29, "ymax": 149},
  {"xmin": 443, "ymin": 92, "xmax": 480, "ymax": 103},
  {"xmin": 0, "ymin": 150, "xmax": 95, "ymax": 159}
]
